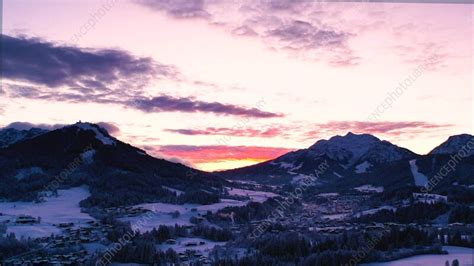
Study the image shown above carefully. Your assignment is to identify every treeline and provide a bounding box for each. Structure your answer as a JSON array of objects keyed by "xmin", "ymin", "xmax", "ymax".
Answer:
[
  {"xmin": 355, "ymin": 202, "xmax": 449, "ymax": 223},
  {"xmin": 105, "ymin": 242, "xmax": 179, "ymax": 264},
  {"xmin": 177, "ymin": 189, "xmax": 220, "ymax": 205},
  {"xmin": 0, "ymin": 232, "xmax": 39, "ymax": 261},
  {"xmin": 80, "ymin": 180, "xmax": 220, "ymax": 208},
  {"xmin": 440, "ymin": 230, "xmax": 474, "ymax": 248},
  {"xmin": 449, "ymin": 205, "xmax": 474, "ymax": 223},
  {"xmin": 212, "ymin": 226, "xmax": 442, "ymax": 265},
  {"xmin": 0, "ymin": 173, "xmax": 51, "ymax": 202},
  {"xmin": 99, "ymin": 220, "xmax": 232, "ymax": 264},
  {"xmin": 192, "ymin": 225, "xmax": 233, "ymax": 242},
  {"xmin": 104, "ymin": 219, "xmax": 233, "ymax": 245},
  {"xmin": 209, "ymin": 197, "xmax": 300, "ymax": 224}
]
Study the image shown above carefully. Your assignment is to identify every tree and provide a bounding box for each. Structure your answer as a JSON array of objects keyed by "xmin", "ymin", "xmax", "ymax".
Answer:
[
  {"xmin": 171, "ymin": 210, "xmax": 180, "ymax": 218},
  {"xmin": 0, "ymin": 223, "xmax": 6, "ymax": 235}
]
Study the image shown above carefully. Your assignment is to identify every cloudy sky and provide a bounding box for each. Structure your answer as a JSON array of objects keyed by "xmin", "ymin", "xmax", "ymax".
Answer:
[{"xmin": 1, "ymin": 0, "xmax": 472, "ymax": 171}]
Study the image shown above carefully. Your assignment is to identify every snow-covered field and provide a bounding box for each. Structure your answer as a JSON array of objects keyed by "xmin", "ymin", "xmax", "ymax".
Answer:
[
  {"xmin": 321, "ymin": 213, "xmax": 350, "ymax": 221},
  {"xmin": 362, "ymin": 246, "xmax": 474, "ymax": 266},
  {"xmin": 0, "ymin": 186, "xmax": 94, "ymax": 238},
  {"xmin": 157, "ymin": 237, "xmax": 226, "ymax": 256},
  {"xmin": 121, "ymin": 188, "xmax": 278, "ymax": 232},
  {"xmin": 355, "ymin": 185, "xmax": 384, "ymax": 193},
  {"xmin": 354, "ymin": 206, "xmax": 396, "ymax": 218},
  {"xmin": 226, "ymin": 187, "xmax": 278, "ymax": 203},
  {"xmin": 317, "ymin": 193, "xmax": 339, "ymax": 197},
  {"xmin": 409, "ymin": 159, "xmax": 429, "ymax": 187},
  {"xmin": 413, "ymin": 193, "xmax": 447, "ymax": 204},
  {"xmin": 120, "ymin": 199, "xmax": 247, "ymax": 231}
]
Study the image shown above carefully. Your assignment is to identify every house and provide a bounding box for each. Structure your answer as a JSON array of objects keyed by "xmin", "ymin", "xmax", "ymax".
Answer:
[
  {"xmin": 185, "ymin": 241, "xmax": 198, "ymax": 247},
  {"xmin": 166, "ymin": 239, "xmax": 177, "ymax": 244},
  {"xmin": 58, "ymin": 222, "xmax": 74, "ymax": 228},
  {"xmin": 15, "ymin": 215, "xmax": 37, "ymax": 224}
]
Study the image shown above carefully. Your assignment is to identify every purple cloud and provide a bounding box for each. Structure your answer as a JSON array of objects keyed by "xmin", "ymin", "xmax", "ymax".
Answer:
[
  {"xmin": 96, "ymin": 122, "xmax": 121, "ymax": 135},
  {"xmin": 2, "ymin": 34, "xmax": 279, "ymax": 118},
  {"xmin": 136, "ymin": 0, "xmax": 209, "ymax": 18},
  {"xmin": 304, "ymin": 121, "xmax": 453, "ymax": 140},
  {"xmin": 1, "ymin": 34, "xmax": 178, "ymax": 92},
  {"xmin": 3, "ymin": 122, "xmax": 64, "ymax": 131},
  {"xmin": 136, "ymin": 0, "xmax": 357, "ymax": 66},
  {"xmin": 165, "ymin": 126, "xmax": 291, "ymax": 137},
  {"xmin": 2, "ymin": 121, "xmax": 121, "ymax": 135},
  {"xmin": 132, "ymin": 96, "xmax": 283, "ymax": 118},
  {"xmin": 266, "ymin": 20, "xmax": 349, "ymax": 50}
]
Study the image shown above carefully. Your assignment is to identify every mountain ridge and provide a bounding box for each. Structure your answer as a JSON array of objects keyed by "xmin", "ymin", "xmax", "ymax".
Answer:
[
  {"xmin": 429, "ymin": 133, "xmax": 474, "ymax": 156},
  {"xmin": 0, "ymin": 122, "xmax": 225, "ymax": 207},
  {"xmin": 0, "ymin": 127, "xmax": 49, "ymax": 148}
]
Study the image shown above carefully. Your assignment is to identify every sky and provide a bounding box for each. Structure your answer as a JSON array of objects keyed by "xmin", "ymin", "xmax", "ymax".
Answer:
[{"xmin": 1, "ymin": 0, "xmax": 472, "ymax": 171}]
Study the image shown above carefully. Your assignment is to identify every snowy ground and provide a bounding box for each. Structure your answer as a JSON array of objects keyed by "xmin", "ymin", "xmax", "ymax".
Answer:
[
  {"xmin": 120, "ymin": 187, "xmax": 279, "ymax": 232},
  {"xmin": 156, "ymin": 237, "xmax": 226, "ymax": 256},
  {"xmin": 355, "ymin": 185, "xmax": 384, "ymax": 193},
  {"xmin": 162, "ymin": 186, "xmax": 184, "ymax": 196},
  {"xmin": 120, "ymin": 199, "xmax": 247, "ymax": 231},
  {"xmin": 409, "ymin": 159, "xmax": 429, "ymax": 187},
  {"xmin": 321, "ymin": 213, "xmax": 350, "ymax": 221},
  {"xmin": 362, "ymin": 246, "xmax": 474, "ymax": 266},
  {"xmin": 317, "ymin": 193, "xmax": 339, "ymax": 197},
  {"xmin": 355, "ymin": 161, "xmax": 372, "ymax": 173},
  {"xmin": 354, "ymin": 206, "xmax": 396, "ymax": 218},
  {"xmin": 226, "ymin": 187, "xmax": 278, "ymax": 203},
  {"xmin": 413, "ymin": 193, "xmax": 447, "ymax": 204},
  {"xmin": 0, "ymin": 186, "xmax": 94, "ymax": 238}
]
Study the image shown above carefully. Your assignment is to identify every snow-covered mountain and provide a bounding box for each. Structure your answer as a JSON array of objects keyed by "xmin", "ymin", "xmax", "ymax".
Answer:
[
  {"xmin": 305, "ymin": 132, "xmax": 416, "ymax": 167},
  {"xmin": 219, "ymin": 132, "xmax": 417, "ymax": 184},
  {"xmin": 0, "ymin": 122, "xmax": 225, "ymax": 207},
  {"xmin": 429, "ymin": 134, "xmax": 474, "ymax": 156},
  {"xmin": 0, "ymin": 127, "xmax": 48, "ymax": 148}
]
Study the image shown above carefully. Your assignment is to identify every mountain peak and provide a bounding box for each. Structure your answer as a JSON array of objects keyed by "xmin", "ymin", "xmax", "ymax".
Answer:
[
  {"xmin": 309, "ymin": 132, "xmax": 380, "ymax": 151},
  {"xmin": 66, "ymin": 122, "xmax": 117, "ymax": 145},
  {"xmin": 429, "ymin": 134, "xmax": 474, "ymax": 155},
  {"xmin": 344, "ymin": 131, "xmax": 379, "ymax": 139},
  {"xmin": 308, "ymin": 132, "xmax": 413, "ymax": 166}
]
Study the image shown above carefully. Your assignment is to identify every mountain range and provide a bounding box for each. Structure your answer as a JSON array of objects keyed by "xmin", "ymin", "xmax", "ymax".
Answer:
[
  {"xmin": 219, "ymin": 132, "xmax": 474, "ymax": 196},
  {"xmin": 0, "ymin": 122, "xmax": 472, "ymax": 206}
]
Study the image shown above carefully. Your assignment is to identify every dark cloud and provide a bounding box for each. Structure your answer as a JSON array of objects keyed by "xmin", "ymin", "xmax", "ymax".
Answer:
[
  {"xmin": 136, "ymin": 0, "xmax": 209, "ymax": 18},
  {"xmin": 2, "ymin": 34, "xmax": 280, "ymax": 118},
  {"xmin": 131, "ymin": 95, "xmax": 283, "ymax": 118},
  {"xmin": 1, "ymin": 34, "xmax": 178, "ymax": 92},
  {"xmin": 266, "ymin": 20, "xmax": 349, "ymax": 50},
  {"xmin": 262, "ymin": 0, "xmax": 307, "ymax": 10},
  {"xmin": 165, "ymin": 126, "xmax": 290, "ymax": 137}
]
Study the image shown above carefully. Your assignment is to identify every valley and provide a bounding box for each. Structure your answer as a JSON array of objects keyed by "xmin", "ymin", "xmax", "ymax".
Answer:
[{"xmin": 0, "ymin": 124, "xmax": 472, "ymax": 265}]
